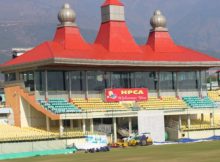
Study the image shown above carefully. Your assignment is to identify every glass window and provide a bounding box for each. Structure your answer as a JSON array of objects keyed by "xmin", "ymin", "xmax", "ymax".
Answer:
[
  {"xmin": 104, "ymin": 72, "xmax": 111, "ymax": 89},
  {"xmin": 35, "ymin": 71, "xmax": 45, "ymax": 91},
  {"xmin": 130, "ymin": 72, "xmax": 136, "ymax": 88},
  {"xmin": 160, "ymin": 72, "xmax": 176, "ymax": 90},
  {"xmin": 47, "ymin": 71, "xmax": 66, "ymax": 91},
  {"xmin": 87, "ymin": 71, "xmax": 106, "ymax": 91},
  {"xmin": 135, "ymin": 72, "xmax": 157, "ymax": 90},
  {"xmin": 112, "ymin": 72, "xmax": 130, "ymax": 88},
  {"xmin": 71, "ymin": 71, "xmax": 85, "ymax": 91},
  {"xmin": 5, "ymin": 73, "xmax": 16, "ymax": 82},
  {"xmin": 20, "ymin": 71, "xmax": 35, "ymax": 91},
  {"xmin": 178, "ymin": 71, "xmax": 198, "ymax": 89},
  {"xmin": 201, "ymin": 71, "xmax": 207, "ymax": 90}
]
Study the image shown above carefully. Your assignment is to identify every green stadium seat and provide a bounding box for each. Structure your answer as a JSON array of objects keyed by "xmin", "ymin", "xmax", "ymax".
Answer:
[
  {"xmin": 182, "ymin": 96, "xmax": 217, "ymax": 109},
  {"xmin": 38, "ymin": 98, "xmax": 82, "ymax": 114}
]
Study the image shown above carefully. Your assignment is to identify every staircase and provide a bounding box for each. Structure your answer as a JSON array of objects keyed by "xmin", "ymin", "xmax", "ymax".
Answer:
[{"xmin": 4, "ymin": 82, "xmax": 59, "ymax": 126}]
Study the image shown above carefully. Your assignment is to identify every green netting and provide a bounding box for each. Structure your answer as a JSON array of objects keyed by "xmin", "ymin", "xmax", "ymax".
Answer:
[{"xmin": 0, "ymin": 148, "xmax": 77, "ymax": 160}]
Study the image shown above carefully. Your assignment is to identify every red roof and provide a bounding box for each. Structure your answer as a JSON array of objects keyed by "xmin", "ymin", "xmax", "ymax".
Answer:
[
  {"xmin": 1, "ymin": 0, "xmax": 220, "ymax": 68},
  {"xmin": 95, "ymin": 21, "xmax": 141, "ymax": 53},
  {"xmin": 102, "ymin": 0, "xmax": 124, "ymax": 7},
  {"xmin": 3, "ymin": 27, "xmax": 219, "ymax": 67},
  {"xmin": 53, "ymin": 27, "xmax": 90, "ymax": 50}
]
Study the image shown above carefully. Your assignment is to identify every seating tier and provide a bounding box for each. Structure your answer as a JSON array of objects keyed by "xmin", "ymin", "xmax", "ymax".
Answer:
[
  {"xmin": 138, "ymin": 97, "xmax": 187, "ymax": 109},
  {"xmin": 208, "ymin": 91, "xmax": 220, "ymax": 102},
  {"xmin": 0, "ymin": 124, "xmax": 92, "ymax": 142},
  {"xmin": 38, "ymin": 98, "xmax": 81, "ymax": 114},
  {"xmin": 71, "ymin": 98, "xmax": 127, "ymax": 112},
  {"xmin": 182, "ymin": 96, "xmax": 217, "ymax": 108}
]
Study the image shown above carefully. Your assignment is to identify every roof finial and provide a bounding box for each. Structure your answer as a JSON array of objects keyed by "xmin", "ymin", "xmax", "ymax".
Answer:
[
  {"xmin": 58, "ymin": 3, "xmax": 76, "ymax": 27},
  {"xmin": 101, "ymin": 0, "xmax": 125, "ymax": 23},
  {"xmin": 150, "ymin": 10, "xmax": 168, "ymax": 31},
  {"xmin": 102, "ymin": 0, "xmax": 123, "ymax": 6}
]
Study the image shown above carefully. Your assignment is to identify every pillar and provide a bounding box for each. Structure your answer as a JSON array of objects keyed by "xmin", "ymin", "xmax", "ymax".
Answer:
[
  {"xmin": 46, "ymin": 116, "xmax": 50, "ymax": 131},
  {"xmin": 113, "ymin": 118, "xmax": 117, "ymax": 143},
  {"xmin": 59, "ymin": 120, "xmax": 64, "ymax": 136},
  {"xmin": 15, "ymin": 71, "xmax": 20, "ymax": 81},
  {"xmin": 198, "ymin": 71, "xmax": 203, "ymax": 97},
  {"xmin": 178, "ymin": 115, "xmax": 182, "ymax": 130},
  {"xmin": 70, "ymin": 120, "xmax": 74, "ymax": 129},
  {"xmin": 210, "ymin": 113, "xmax": 214, "ymax": 127},
  {"xmin": 68, "ymin": 72, "xmax": 72, "ymax": 101},
  {"xmin": 176, "ymin": 72, "xmax": 179, "ymax": 97},
  {"xmin": 110, "ymin": 72, "xmax": 112, "ymax": 88},
  {"xmin": 78, "ymin": 119, "xmax": 82, "ymax": 129},
  {"xmin": 82, "ymin": 119, "xmax": 86, "ymax": 134},
  {"xmin": 218, "ymin": 72, "xmax": 220, "ymax": 87},
  {"xmin": 209, "ymin": 76, "xmax": 212, "ymax": 91},
  {"xmin": 90, "ymin": 118, "xmax": 94, "ymax": 133},
  {"xmin": 45, "ymin": 70, "xmax": 48, "ymax": 100},
  {"xmin": 34, "ymin": 71, "xmax": 37, "ymax": 91},
  {"xmin": 157, "ymin": 72, "xmax": 161, "ymax": 98},
  {"xmin": 128, "ymin": 117, "xmax": 132, "ymax": 136},
  {"xmin": 85, "ymin": 71, "xmax": 88, "ymax": 99},
  {"xmin": 201, "ymin": 113, "xmax": 204, "ymax": 123},
  {"xmin": 133, "ymin": 73, "xmax": 137, "ymax": 88},
  {"xmin": 187, "ymin": 115, "xmax": 191, "ymax": 129},
  {"xmin": 28, "ymin": 104, "xmax": 32, "ymax": 127}
]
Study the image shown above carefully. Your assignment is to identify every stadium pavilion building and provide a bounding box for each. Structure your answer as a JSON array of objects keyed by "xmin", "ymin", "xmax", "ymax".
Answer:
[{"xmin": 1, "ymin": 0, "xmax": 220, "ymax": 143}]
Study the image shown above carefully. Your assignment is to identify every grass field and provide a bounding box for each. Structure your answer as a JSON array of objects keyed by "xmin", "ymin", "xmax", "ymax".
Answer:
[{"xmin": 2, "ymin": 141, "xmax": 220, "ymax": 162}]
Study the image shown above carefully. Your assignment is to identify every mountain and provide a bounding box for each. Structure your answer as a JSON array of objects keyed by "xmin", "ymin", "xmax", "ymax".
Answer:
[{"xmin": 0, "ymin": 0, "xmax": 220, "ymax": 63}]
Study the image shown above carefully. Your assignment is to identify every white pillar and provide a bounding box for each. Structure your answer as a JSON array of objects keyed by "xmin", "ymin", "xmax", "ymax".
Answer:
[
  {"xmin": 85, "ymin": 71, "xmax": 88, "ymax": 99},
  {"xmin": 157, "ymin": 72, "xmax": 160, "ymax": 98},
  {"xmin": 187, "ymin": 115, "xmax": 191, "ymax": 129},
  {"xmin": 210, "ymin": 113, "xmax": 214, "ymax": 127},
  {"xmin": 59, "ymin": 120, "xmax": 64, "ymax": 136},
  {"xmin": 28, "ymin": 104, "xmax": 32, "ymax": 127},
  {"xmin": 68, "ymin": 72, "xmax": 72, "ymax": 101},
  {"xmin": 178, "ymin": 115, "xmax": 182, "ymax": 130},
  {"xmin": 45, "ymin": 70, "xmax": 48, "ymax": 100},
  {"xmin": 83, "ymin": 119, "xmax": 86, "ymax": 134},
  {"xmin": 15, "ymin": 71, "xmax": 20, "ymax": 81},
  {"xmin": 90, "ymin": 119, "xmax": 94, "ymax": 133},
  {"xmin": 113, "ymin": 118, "xmax": 117, "ymax": 143},
  {"xmin": 46, "ymin": 116, "xmax": 50, "ymax": 131},
  {"xmin": 176, "ymin": 72, "xmax": 179, "ymax": 97},
  {"xmin": 34, "ymin": 71, "xmax": 37, "ymax": 91},
  {"xmin": 199, "ymin": 71, "xmax": 203, "ymax": 97},
  {"xmin": 128, "ymin": 117, "xmax": 132, "ymax": 136},
  {"xmin": 70, "ymin": 120, "xmax": 74, "ymax": 129},
  {"xmin": 201, "ymin": 113, "xmax": 204, "ymax": 123}
]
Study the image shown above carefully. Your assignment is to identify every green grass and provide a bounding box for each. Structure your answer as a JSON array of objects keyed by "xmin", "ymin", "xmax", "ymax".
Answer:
[{"xmin": 2, "ymin": 141, "xmax": 220, "ymax": 162}]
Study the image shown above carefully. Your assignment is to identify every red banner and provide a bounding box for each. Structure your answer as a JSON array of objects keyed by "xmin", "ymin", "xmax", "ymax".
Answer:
[{"xmin": 105, "ymin": 88, "xmax": 148, "ymax": 102}]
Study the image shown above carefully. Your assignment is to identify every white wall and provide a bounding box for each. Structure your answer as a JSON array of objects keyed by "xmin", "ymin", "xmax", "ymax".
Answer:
[
  {"xmin": 182, "ymin": 129, "xmax": 220, "ymax": 139},
  {"xmin": 160, "ymin": 91, "xmax": 176, "ymax": 97},
  {"xmin": 20, "ymin": 97, "xmax": 30, "ymax": 127},
  {"xmin": 138, "ymin": 110, "xmax": 165, "ymax": 142},
  {"xmin": 178, "ymin": 90, "xmax": 199, "ymax": 97}
]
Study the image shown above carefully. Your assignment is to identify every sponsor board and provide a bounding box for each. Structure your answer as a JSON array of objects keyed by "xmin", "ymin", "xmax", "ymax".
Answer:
[{"xmin": 105, "ymin": 88, "xmax": 148, "ymax": 102}]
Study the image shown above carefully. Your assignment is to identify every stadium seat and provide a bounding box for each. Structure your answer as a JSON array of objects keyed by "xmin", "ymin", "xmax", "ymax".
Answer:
[
  {"xmin": 71, "ymin": 98, "xmax": 127, "ymax": 112},
  {"xmin": 38, "ymin": 98, "xmax": 82, "ymax": 114},
  {"xmin": 180, "ymin": 119, "xmax": 218, "ymax": 131},
  {"xmin": 0, "ymin": 124, "xmax": 95, "ymax": 142},
  {"xmin": 137, "ymin": 96, "xmax": 187, "ymax": 109},
  {"xmin": 182, "ymin": 96, "xmax": 217, "ymax": 108},
  {"xmin": 208, "ymin": 91, "xmax": 220, "ymax": 102}
]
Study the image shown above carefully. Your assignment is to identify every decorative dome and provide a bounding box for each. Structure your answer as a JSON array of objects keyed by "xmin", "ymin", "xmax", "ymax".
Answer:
[
  {"xmin": 58, "ymin": 3, "xmax": 76, "ymax": 27},
  {"xmin": 150, "ymin": 10, "xmax": 167, "ymax": 31}
]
